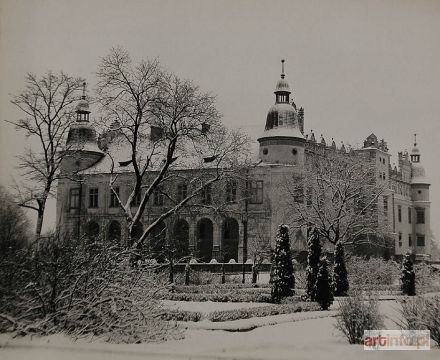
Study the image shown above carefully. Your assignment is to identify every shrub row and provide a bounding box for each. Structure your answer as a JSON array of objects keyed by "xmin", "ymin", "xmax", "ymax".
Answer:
[
  {"xmin": 161, "ymin": 292, "xmax": 272, "ymax": 303},
  {"xmin": 207, "ymin": 302, "xmax": 320, "ymax": 322},
  {"xmin": 173, "ymin": 284, "xmax": 268, "ymax": 294},
  {"xmin": 160, "ymin": 310, "xmax": 202, "ymax": 322}
]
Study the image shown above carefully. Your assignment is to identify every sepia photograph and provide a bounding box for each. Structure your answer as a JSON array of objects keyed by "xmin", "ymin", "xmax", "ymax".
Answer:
[{"xmin": 0, "ymin": 0, "xmax": 439, "ymax": 359}]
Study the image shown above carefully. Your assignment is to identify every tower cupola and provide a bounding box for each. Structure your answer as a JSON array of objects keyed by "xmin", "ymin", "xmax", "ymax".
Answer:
[
  {"xmin": 63, "ymin": 81, "xmax": 103, "ymax": 174},
  {"xmin": 410, "ymin": 134, "xmax": 428, "ymax": 184},
  {"xmin": 258, "ymin": 60, "xmax": 305, "ymax": 165}
]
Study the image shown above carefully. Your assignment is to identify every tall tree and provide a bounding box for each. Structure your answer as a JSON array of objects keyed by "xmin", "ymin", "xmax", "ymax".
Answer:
[
  {"xmin": 332, "ymin": 240, "xmax": 349, "ymax": 296},
  {"xmin": 306, "ymin": 228, "xmax": 322, "ymax": 301},
  {"xmin": 270, "ymin": 224, "xmax": 295, "ymax": 303},
  {"xmin": 95, "ymin": 47, "xmax": 249, "ymax": 251},
  {"xmin": 287, "ymin": 148, "xmax": 389, "ymax": 247},
  {"xmin": 9, "ymin": 72, "xmax": 84, "ymax": 237}
]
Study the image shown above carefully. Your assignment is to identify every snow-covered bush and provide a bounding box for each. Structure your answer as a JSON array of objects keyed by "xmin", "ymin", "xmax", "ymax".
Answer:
[
  {"xmin": 270, "ymin": 225, "xmax": 295, "ymax": 303},
  {"xmin": 207, "ymin": 302, "xmax": 319, "ymax": 322},
  {"xmin": 335, "ymin": 292, "xmax": 383, "ymax": 344},
  {"xmin": 0, "ymin": 234, "xmax": 175, "ymax": 343},
  {"xmin": 401, "ymin": 253, "xmax": 416, "ymax": 296},
  {"xmin": 400, "ymin": 296, "xmax": 440, "ymax": 346},
  {"xmin": 346, "ymin": 256, "xmax": 399, "ymax": 291}
]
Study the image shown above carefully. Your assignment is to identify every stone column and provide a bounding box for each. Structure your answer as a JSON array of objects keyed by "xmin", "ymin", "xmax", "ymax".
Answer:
[
  {"xmin": 212, "ymin": 217, "xmax": 222, "ymax": 261},
  {"xmin": 188, "ymin": 218, "xmax": 197, "ymax": 257}
]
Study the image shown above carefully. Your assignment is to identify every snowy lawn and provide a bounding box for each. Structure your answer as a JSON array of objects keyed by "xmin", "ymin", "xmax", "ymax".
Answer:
[
  {"xmin": 1, "ymin": 302, "xmax": 438, "ymax": 360},
  {"xmin": 1, "ymin": 299, "xmax": 439, "ymax": 360}
]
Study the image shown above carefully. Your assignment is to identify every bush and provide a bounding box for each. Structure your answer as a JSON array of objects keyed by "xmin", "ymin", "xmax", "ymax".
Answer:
[
  {"xmin": 173, "ymin": 284, "xmax": 266, "ymax": 294},
  {"xmin": 401, "ymin": 253, "xmax": 416, "ymax": 296},
  {"xmin": 270, "ymin": 225, "xmax": 295, "ymax": 303},
  {"xmin": 335, "ymin": 292, "xmax": 384, "ymax": 344},
  {"xmin": 160, "ymin": 310, "xmax": 202, "ymax": 322},
  {"xmin": 306, "ymin": 229, "xmax": 321, "ymax": 301},
  {"xmin": 208, "ymin": 302, "xmax": 320, "ymax": 322},
  {"xmin": 400, "ymin": 296, "xmax": 440, "ymax": 346},
  {"xmin": 160, "ymin": 292, "xmax": 273, "ymax": 303},
  {"xmin": 347, "ymin": 256, "xmax": 399, "ymax": 291},
  {"xmin": 332, "ymin": 241, "xmax": 349, "ymax": 296},
  {"xmin": 0, "ymin": 234, "xmax": 175, "ymax": 343},
  {"xmin": 315, "ymin": 257, "xmax": 333, "ymax": 310}
]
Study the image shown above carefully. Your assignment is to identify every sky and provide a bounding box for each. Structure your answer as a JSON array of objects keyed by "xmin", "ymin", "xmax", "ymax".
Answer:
[{"xmin": 0, "ymin": 0, "xmax": 439, "ymax": 238}]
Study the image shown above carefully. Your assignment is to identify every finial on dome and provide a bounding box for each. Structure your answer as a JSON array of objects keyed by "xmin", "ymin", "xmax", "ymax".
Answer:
[
  {"xmin": 414, "ymin": 133, "xmax": 417, "ymax": 147},
  {"xmin": 281, "ymin": 59, "xmax": 285, "ymax": 79},
  {"xmin": 82, "ymin": 81, "xmax": 86, "ymax": 100}
]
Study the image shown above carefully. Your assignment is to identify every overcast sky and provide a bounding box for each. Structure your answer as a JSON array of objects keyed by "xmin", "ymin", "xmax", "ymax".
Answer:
[{"xmin": 1, "ymin": 0, "xmax": 439, "ymax": 238}]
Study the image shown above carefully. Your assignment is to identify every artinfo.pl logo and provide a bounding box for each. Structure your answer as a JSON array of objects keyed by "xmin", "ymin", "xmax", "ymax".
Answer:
[{"xmin": 364, "ymin": 330, "xmax": 430, "ymax": 350}]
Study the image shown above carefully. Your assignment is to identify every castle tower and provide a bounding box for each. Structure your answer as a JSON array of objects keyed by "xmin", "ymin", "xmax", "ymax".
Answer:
[
  {"xmin": 409, "ymin": 134, "xmax": 431, "ymax": 257},
  {"xmin": 257, "ymin": 60, "xmax": 305, "ymax": 165},
  {"xmin": 62, "ymin": 82, "xmax": 103, "ymax": 174}
]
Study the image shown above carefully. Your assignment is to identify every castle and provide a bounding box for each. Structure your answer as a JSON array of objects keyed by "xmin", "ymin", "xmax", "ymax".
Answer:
[{"xmin": 56, "ymin": 61, "xmax": 431, "ymax": 261}]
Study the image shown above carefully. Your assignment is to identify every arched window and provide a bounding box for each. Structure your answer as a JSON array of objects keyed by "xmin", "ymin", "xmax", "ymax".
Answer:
[
  {"xmin": 85, "ymin": 221, "xmax": 100, "ymax": 240},
  {"xmin": 222, "ymin": 218, "xmax": 239, "ymax": 262}
]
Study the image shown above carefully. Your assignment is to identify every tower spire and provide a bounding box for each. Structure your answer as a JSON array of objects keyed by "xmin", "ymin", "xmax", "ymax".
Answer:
[
  {"xmin": 82, "ymin": 81, "xmax": 86, "ymax": 100},
  {"xmin": 281, "ymin": 59, "xmax": 285, "ymax": 79},
  {"xmin": 414, "ymin": 133, "xmax": 417, "ymax": 147}
]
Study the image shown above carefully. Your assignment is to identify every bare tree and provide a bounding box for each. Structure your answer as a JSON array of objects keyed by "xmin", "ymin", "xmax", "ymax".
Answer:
[
  {"xmin": 286, "ymin": 148, "xmax": 389, "ymax": 247},
  {"xmin": 95, "ymin": 47, "xmax": 250, "ymax": 252},
  {"xmin": 9, "ymin": 72, "xmax": 84, "ymax": 237}
]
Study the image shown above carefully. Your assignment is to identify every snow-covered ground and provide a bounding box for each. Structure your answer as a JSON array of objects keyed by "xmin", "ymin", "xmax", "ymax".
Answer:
[{"xmin": 1, "ymin": 300, "xmax": 438, "ymax": 360}]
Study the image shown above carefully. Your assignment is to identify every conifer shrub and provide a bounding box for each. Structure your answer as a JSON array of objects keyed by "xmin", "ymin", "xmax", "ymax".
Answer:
[
  {"xmin": 270, "ymin": 224, "xmax": 295, "ymax": 303},
  {"xmin": 306, "ymin": 228, "xmax": 321, "ymax": 301},
  {"xmin": 332, "ymin": 241, "xmax": 349, "ymax": 296},
  {"xmin": 315, "ymin": 257, "xmax": 334, "ymax": 310},
  {"xmin": 401, "ymin": 253, "xmax": 416, "ymax": 296}
]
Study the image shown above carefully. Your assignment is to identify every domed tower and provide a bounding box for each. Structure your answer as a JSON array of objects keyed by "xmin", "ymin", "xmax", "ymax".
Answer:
[
  {"xmin": 62, "ymin": 82, "xmax": 103, "ymax": 175},
  {"xmin": 409, "ymin": 134, "xmax": 431, "ymax": 257},
  {"xmin": 258, "ymin": 60, "xmax": 305, "ymax": 165}
]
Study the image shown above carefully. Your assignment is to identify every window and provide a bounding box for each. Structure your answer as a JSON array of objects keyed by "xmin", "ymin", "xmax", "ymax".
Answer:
[
  {"xmin": 153, "ymin": 187, "xmax": 164, "ymax": 206},
  {"xmin": 417, "ymin": 234, "xmax": 425, "ymax": 247},
  {"xmin": 89, "ymin": 188, "xmax": 99, "ymax": 208},
  {"xmin": 408, "ymin": 234, "xmax": 412, "ymax": 247},
  {"xmin": 383, "ymin": 196, "xmax": 388, "ymax": 217},
  {"xmin": 398, "ymin": 232, "xmax": 402, "ymax": 247},
  {"xmin": 69, "ymin": 188, "xmax": 80, "ymax": 213},
  {"xmin": 416, "ymin": 208, "xmax": 425, "ymax": 224},
  {"xmin": 110, "ymin": 187, "xmax": 119, "ymax": 208},
  {"xmin": 226, "ymin": 180, "xmax": 237, "ymax": 203},
  {"xmin": 249, "ymin": 181, "xmax": 263, "ymax": 204},
  {"xmin": 398, "ymin": 205, "xmax": 402, "ymax": 223},
  {"xmin": 201, "ymin": 184, "xmax": 212, "ymax": 205},
  {"xmin": 177, "ymin": 183, "xmax": 188, "ymax": 202},
  {"xmin": 408, "ymin": 207, "xmax": 412, "ymax": 224}
]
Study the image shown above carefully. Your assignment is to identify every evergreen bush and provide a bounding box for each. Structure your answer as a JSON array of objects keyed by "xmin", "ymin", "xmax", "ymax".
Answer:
[
  {"xmin": 401, "ymin": 253, "xmax": 416, "ymax": 296},
  {"xmin": 315, "ymin": 257, "xmax": 334, "ymax": 310},
  {"xmin": 270, "ymin": 224, "xmax": 295, "ymax": 303},
  {"xmin": 332, "ymin": 241, "xmax": 349, "ymax": 296},
  {"xmin": 306, "ymin": 228, "xmax": 321, "ymax": 301}
]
